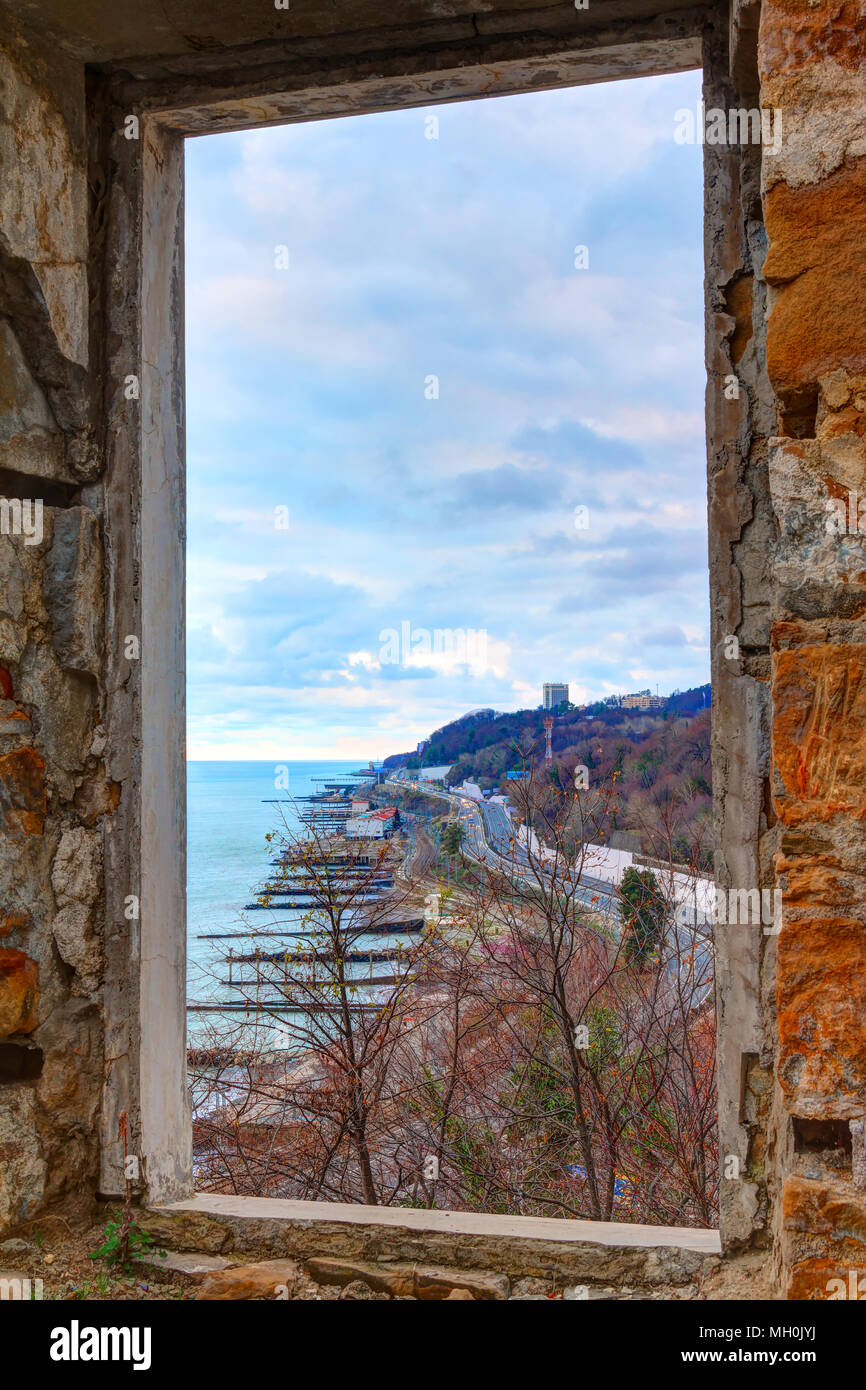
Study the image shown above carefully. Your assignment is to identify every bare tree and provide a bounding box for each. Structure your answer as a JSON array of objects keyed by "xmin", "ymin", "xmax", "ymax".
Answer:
[{"xmin": 190, "ymin": 769, "xmax": 717, "ymax": 1227}]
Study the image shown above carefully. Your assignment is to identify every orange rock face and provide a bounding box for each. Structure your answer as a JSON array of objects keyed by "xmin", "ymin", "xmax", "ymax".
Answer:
[
  {"xmin": 73, "ymin": 775, "xmax": 121, "ymax": 826},
  {"xmin": 764, "ymin": 159, "xmax": 866, "ymax": 409},
  {"xmin": 784, "ymin": 1176, "xmax": 866, "ymax": 1260},
  {"xmin": 0, "ymin": 747, "xmax": 46, "ymax": 839},
  {"xmin": 788, "ymin": 1258, "xmax": 866, "ymax": 1300},
  {"xmin": 776, "ymin": 853, "xmax": 866, "ymax": 1114},
  {"xmin": 196, "ymin": 1259, "xmax": 301, "ymax": 1300},
  {"xmin": 771, "ymin": 643, "xmax": 866, "ymax": 824},
  {"xmin": 759, "ymin": 0, "xmax": 866, "ymax": 76},
  {"xmin": 0, "ymin": 947, "xmax": 39, "ymax": 1037}
]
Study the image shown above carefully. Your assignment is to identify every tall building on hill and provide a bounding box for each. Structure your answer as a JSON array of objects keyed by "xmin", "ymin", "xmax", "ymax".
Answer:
[{"xmin": 543, "ymin": 682, "xmax": 569, "ymax": 710}]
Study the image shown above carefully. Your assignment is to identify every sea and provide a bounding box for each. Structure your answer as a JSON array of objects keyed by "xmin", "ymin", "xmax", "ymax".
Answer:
[
  {"xmin": 185, "ymin": 758, "xmax": 420, "ymax": 1056},
  {"xmin": 187, "ymin": 759, "xmax": 363, "ymax": 1048}
]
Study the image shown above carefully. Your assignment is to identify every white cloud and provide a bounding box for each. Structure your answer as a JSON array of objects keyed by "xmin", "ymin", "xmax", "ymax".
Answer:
[{"xmin": 184, "ymin": 71, "xmax": 709, "ymax": 756}]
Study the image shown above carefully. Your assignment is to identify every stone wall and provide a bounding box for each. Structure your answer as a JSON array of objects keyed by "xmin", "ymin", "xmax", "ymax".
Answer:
[
  {"xmin": 141, "ymin": 1198, "xmax": 720, "ymax": 1296},
  {"xmin": 759, "ymin": 0, "xmax": 866, "ymax": 1299},
  {"xmin": 0, "ymin": 16, "xmax": 106, "ymax": 1230}
]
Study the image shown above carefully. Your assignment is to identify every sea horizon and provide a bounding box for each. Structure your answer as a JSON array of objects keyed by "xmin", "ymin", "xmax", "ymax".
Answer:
[{"xmin": 186, "ymin": 758, "xmax": 371, "ymax": 1014}]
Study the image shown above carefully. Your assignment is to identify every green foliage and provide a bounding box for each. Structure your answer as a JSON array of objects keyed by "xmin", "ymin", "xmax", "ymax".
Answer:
[
  {"xmin": 506, "ymin": 1048, "xmax": 576, "ymax": 1152},
  {"xmin": 69, "ymin": 1273, "xmax": 112, "ymax": 1299},
  {"xmin": 620, "ymin": 867, "xmax": 667, "ymax": 963},
  {"xmin": 584, "ymin": 1003, "xmax": 623, "ymax": 1070},
  {"xmin": 440, "ymin": 820, "xmax": 466, "ymax": 857},
  {"xmin": 443, "ymin": 1113, "xmax": 508, "ymax": 1213},
  {"xmin": 408, "ymin": 1066, "xmax": 507, "ymax": 1212},
  {"xmin": 89, "ymin": 1212, "xmax": 162, "ymax": 1269}
]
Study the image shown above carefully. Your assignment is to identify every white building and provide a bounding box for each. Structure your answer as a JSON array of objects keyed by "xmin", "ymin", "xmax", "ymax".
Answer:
[
  {"xmin": 543, "ymin": 682, "xmax": 569, "ymax": 710},
  {"xmin": 345, "ymin": 807, "xmax": 397, "ymax": 839}
]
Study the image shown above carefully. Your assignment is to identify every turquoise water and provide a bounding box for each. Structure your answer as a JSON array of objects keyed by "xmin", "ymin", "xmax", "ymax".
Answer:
[{"xmin": 186, "ymin": 759, "xmax": 362, "ymax": 1040}]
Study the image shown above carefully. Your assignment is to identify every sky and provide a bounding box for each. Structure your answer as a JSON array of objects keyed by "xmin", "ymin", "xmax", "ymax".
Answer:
[{"xmin": 185, "ymin": 70, "xmax": 708, "ymax": 761}]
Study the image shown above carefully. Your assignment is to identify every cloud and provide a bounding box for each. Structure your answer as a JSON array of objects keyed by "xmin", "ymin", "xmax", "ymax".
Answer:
[
  {"xmin": 639, "ymin": 624, "xmax": 689, "ymax": 647},
  {"xmin": 449, "ymin": 461, "xmax": 564, "ymax": 514},
  {"xmin": 184, "ymin": 71, "xmax": 709, "ymax": 757},
  {"xmin": 512, "ymin": 419, "xmax": 642, "ymax": 471}
]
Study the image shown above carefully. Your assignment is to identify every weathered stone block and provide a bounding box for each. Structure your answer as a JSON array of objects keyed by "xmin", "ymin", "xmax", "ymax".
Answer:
[
  {"xmin": 51, "ymin": 904, "xmax": 101, "ymax": 993},
  {"xmin": 776, "ymin": 850, "xmax": 866, "ymax": 1116},
  {"xmin": 769, "ymin": 438, "xmax": 866, "ymax": 621},
  {"xmin": 0, "ymin": 538, "xmax": 25, "ymax": 668},
  {"xmin": 771, "ymin": 643, "xmax": 866, "ymax": 825},
  {"xmin": 138, "ymin": 1249, "xmax": 233, "ymax": 1282},
  {"xmin": 815, "ymin": 368, "xmax": 866, "ymax": 442},
  {"xmin": 764, "ymin": 159, "xmax": 866, "ymax": 409},
  {"xmin": 0, "ymin": 746, "xmax": 46, "ymax": 839},
  {"xmin": 0, "ymin": 1087, "xmax": 45, "ymax": 1231},
  {"xmin": 196, "ymin": 1258, "xmax": 301, "ymax": 1301},
  {"xmin": 35, "ymin": 1000, "xmax": 100, "ymax": 1133},
  {"xmin": 0, "ymin": 47, "xmax": 88, "ymax": 368},
  {"xmin": 759, "ymin": 0, "xmax": 866, "ymax": 81},
  {"xmin": 760, "ymin": 3, "xmax": 866, "ymax": 200},
  {"xmin": 0, "ymin": 947, "xmax": 38, "ymax": 1036},
  {"xmin": 16, "ymin": 649, "xmax": 95, "ymax": 789},
  {"xmin": 307, "ymin": 1255, "xmax": 509, "ymax": 1300},
  {"xmin": 73, "ymin": 773, "xmax": 120, "ymax": 826},
  {"xmin": 788, "ymin": 1258, "xmax": 866, "ymax": 1301},
  {"xmin": 0, "ymin": 320, "xmax": 65, "ymax": 481},
  {"xmin": 51, "ymin": 826, "xmax": 101, "ymax": 909},
  {"xmin": 49, "ymin": 827, "xmax": 102, "ymax": 992},
  {"xmin": 782, "ymin": 1175, "xmax": 866, "ymax": 1293},
  {"xmin": 43, "ymin": 508, "xmax": 102, "ymax": 677}
]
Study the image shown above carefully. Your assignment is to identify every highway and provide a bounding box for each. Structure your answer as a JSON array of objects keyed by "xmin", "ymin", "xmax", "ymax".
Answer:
[
  {"xmin": 387, "ymin": 775, "xmax": 715, "ymax": 1000},
  {"xmin": 387, "ymin": 775, "xmax": 620, "ymax": 919}
]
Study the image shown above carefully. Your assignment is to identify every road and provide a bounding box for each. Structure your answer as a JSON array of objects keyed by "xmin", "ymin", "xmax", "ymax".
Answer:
[
  {"xmin": 388, "ymin": 775, "xmax": 619, "ymax": 918},
  {"xmin": 388, "ymin": 775, "xmax": 715, "ymax": 999}
]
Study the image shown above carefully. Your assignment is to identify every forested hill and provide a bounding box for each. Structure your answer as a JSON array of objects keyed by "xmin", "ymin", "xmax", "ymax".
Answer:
[
  {"xmin": 384, "ymin": 685, "xmax": 710, "ymax": 786},
  {"xmin": 384, "ymin": 685, "xmax": 712, "ymax": 863}
]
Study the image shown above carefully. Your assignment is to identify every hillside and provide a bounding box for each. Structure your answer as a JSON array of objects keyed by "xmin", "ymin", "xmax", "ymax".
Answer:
[{"xmin": 384, "ymin": 684, "xmax": 713, "ymax": 865}]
